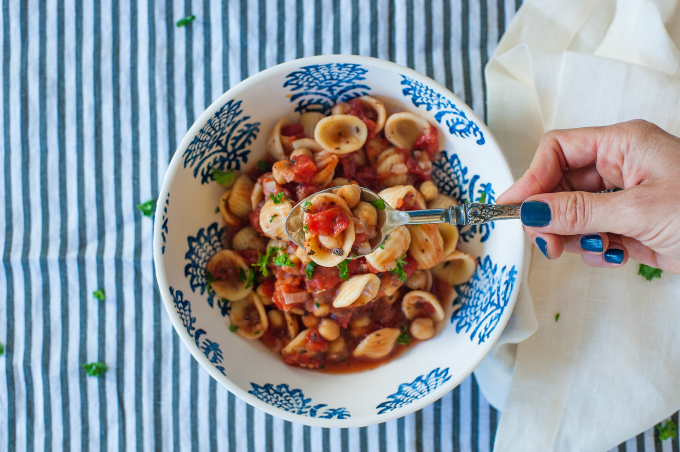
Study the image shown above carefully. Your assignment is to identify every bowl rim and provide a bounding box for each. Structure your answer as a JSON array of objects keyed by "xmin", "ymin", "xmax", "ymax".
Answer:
[{"xmin": 153, "ymin": 54, "xmax": 524, "ymax": 428}]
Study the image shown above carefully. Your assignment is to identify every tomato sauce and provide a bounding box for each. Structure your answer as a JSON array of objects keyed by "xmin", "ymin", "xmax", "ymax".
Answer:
[{"xmin": 306, "ymin": 208, "xmax": 350, "ymax": 237}]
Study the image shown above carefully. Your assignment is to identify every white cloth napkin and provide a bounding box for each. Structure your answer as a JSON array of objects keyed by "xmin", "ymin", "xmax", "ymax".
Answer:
[{"xmin": 474, "ymin": 0, "xmax": 680, "ymax": 450}]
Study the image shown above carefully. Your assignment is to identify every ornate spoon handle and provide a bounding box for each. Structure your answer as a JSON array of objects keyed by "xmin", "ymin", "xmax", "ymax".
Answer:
[{"xmin": 400, "ymin": 203, "xmax": 521, "ymax": 227}]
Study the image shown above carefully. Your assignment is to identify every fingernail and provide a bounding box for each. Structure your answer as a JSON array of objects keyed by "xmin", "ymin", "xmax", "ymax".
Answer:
[
  {"xmin": 603, "ymin": 248, "xmax": 624, "ymax": 264},
  {"xmin": 580, "ymin": 235, "xmax": 603, "ymax": 252},
  {"xmin": 535, "ymin": 237, "xmax": 549, "ymax": 258},
  {"xmin": 521, "ymin": 201, "xmax": 551, "ymax": 227}
]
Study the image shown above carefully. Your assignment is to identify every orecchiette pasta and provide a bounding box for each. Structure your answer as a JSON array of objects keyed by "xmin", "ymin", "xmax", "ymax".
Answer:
[
  {"xmin": 206, "ymin": 250, "xmax": 253, "ymax": 301},
  {"xmin": 332, "ymin": 274, "xmax": 380, "ymax": 308},
  {"xmin": 315, "ymin": 115, "xmax": 368, "ymax": 154},
  {"xmin": 204, "ymin": 95, "xmax": 477, "ymax": 373}
]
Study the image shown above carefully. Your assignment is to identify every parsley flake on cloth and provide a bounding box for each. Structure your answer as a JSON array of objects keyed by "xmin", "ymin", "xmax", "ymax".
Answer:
[
  {"xmin": 92, "ymin": 288, "xmax": 106, "ymax": 301},
  {"xmin": 136, "ymin": 199, "xmax": 156, "ymax": 217},
  {"xmin": 176, "ymin": 15, "xmax": 196, "ymax": 27},
  {"xmin": 82, "ymin": 362, "xmax": 108, "ymax": 377}
]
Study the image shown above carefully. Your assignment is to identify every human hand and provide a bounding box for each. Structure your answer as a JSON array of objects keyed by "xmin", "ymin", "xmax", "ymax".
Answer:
[{"xmin": 497, "ymin": 120, "xmax": 680, "ymax": 274}]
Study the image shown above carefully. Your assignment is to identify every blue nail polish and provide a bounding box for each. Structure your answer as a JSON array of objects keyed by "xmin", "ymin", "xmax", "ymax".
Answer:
[
  {"xmin": 604, "ymin": 249, "xmax": 624, "ymax": 264},
  {"xmin": 535, "ymin": 237, "xmax": 548, "ymax": 258},
  {"xmin": 521, "ymin": 201, "xmax": 551, "ymax": 227},
  {"xmin": 580, "ymin": 235, "xmax": 603, "ymax": 252}
]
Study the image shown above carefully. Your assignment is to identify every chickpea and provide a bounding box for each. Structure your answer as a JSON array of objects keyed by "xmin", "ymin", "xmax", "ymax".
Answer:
[
  {"xmin": 318, "ymin": 318, "xmax": 341, "ymax": 341},
  {"xmin": 337, "ymin": 184, "xmax": 361, "ymax": 209},
  {"xmin": 290, "ymin": 148, "xmax": 312, "ymax": 159},
  {"xmin": 311, "ymin": 302, "xmax": 330, "ymax": 317},
  {"xmin": 349, "ymin": 315, "xmax": 371, "ymax": 337},
  {"xmin": 294, "ymin": 246, "xmax": 311, "ymax": 266},
  {"xmin": 328, "ymin": 337, "xmax": 346, "ymax": 355},
  {"xmin": 406, "ymin": 269, "xmax": 431, "ymax": 291},
  {"xmin": 410, "ymin": 318, "xmax": 435, "ymax": 341},
  {"xmin": 272, "ymin": 160, "xmax": 292, "ymax": 185},
  {"xmin": 301, "ymin": 313, "xmax": 320, "ymax": 329},
  {"xmin": 268, "ymin": 310, "xmax": 284, "ymax": 328},
  {"xmin": 352, "ymin": 201, "xmax": 378, "ymax": 226}
]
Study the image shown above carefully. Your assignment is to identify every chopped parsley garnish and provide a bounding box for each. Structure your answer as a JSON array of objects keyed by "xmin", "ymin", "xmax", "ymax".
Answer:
[
  {"xmin": 0, "ymin": 343, "xmax": 4, "ymax": 356},
  {"xmin": 253, "ymin": 246, "xmax": 281, "ymax": 277},
  {"xmin": 657, "ymin": 419, "xmax": 677, "ymax": 442},
  {"xmin": 305, "ymin": 261, "xmax": 318, "ymax": 279},
  {"xmin": 555, "ymin": 313, "xmax": 560, "ymax": 322},
  {"xmin": 370, "ymin": 199, "xmax": 386, "ymax": 210},
  {"xmin": 479, "ymin": 192, "xmax": 486, "ymax": 204},
  {"xmin": 205, "ymin": 271, "xmax": 216, "ymax": 293},
  {"xmin": 176, "ymin": 15, "xmax": 196, "ymax": 27},
  {"xmin": 92, "ymin": 288, "xmax": 106, "ymax": 301},
  {"xmin": 272, "ymin": 251, "xmax": 294, "ymax": 268},
  {"xmin": 338, "ymin": 260, "xmax": 350, "ymax": 280},
  {"xmin": 390, "ymin": 254, "xmax": 408, "ymax": 282},
  {"xmin": 303, "ymin": 200, "xmax": 311, "ymax": 209},
  {"xmin": 245, "ymin": 269, "xmax": 255, "ymax": 289},
  {"xmin": 229, "ymin": 324, "xmax": 239, "ymax": 333},
  {"xmin": 303, "ymin": 225, "xmax": 309, "ymax": 233},
  {"xmin": 257, "ymin": 160, "xmax": 270, "ymax": 171},
  {"xmin": 379, "ymin": 242, "xmax": 385, "ymax": 250},
  {"xmin": 270, "ymin": 215, "xmax": 276, "ymax": 223},
  {"xmin": 82, "ymin": 362, "xmax": 108, "ymax": 377},
  {"xmin": 269, "ymin": 192, "xmax": 285, "ymax": 204},
  {"xmin": 397, "ymin": 326, "xmax": 410, "ymax": 345},
  {"xmin": 638, "ymin": 264, "xmax": 662, "ymax": 281},
  {"xmin": 215, "ymin": 207, "xmax": 220, "ymax": 213},
  {"xmin": 212, "ymin": 168, "xmax": 235, "ymax": 186},
  {"xmin": 238, "ymin": 268, "xmax": 246, "ymax": 283},
  {"xmin": 315, "ymin": 303, "xmax": 320, "ymax": 308},
  {"xmin": 136, "ymin": 199, "xmax": 156, "ymax": 217}
]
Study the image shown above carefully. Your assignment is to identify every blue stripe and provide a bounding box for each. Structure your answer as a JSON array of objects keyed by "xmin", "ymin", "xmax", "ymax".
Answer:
[
  {"xmin": 406, "ymin": 0, "xmax": 414, "ymax": 68},
  {"xmin": 480, "ymin": 0, "xmax": 489, "ymax": 122},
  {"xmin": 240, "ymin": 0, "xmax": 248, "ymax": 79},
  {"xmin": 453, "ymin": 386, "xmax": 460, "ymax": 452},
  {"xmin": 387, "ymin": 0, "xmax": 394, "ymax": 61},
  {"xmin": 424, "ymin": 0, "xmax": 433, "ymax": 78},
  {"xmin": 332, "ymin": 0, "xmax": 340, "ymax": 54},
  {"xmin": 2, "ymin": 0, "xmax": 15, "ymax": 448},
  {"xmin": 461, "ymin": 0, "xmax": 472, "ymax": 104},
  {"xmin": 277, "ymin": 0, "xmax": 284, "ymax": 64},
  {"xmin": 351, "ymin": 0, "xmax": 358, "ymax": 54},
  {"xmin": 259, "ymin": 0, "xmax": 266, "ymax": 71},
  {"xmin": 75, "ymin": 0, "xmax": 90, "ymax": 446},
  {"xmin": 284, "ymin": 421, "xmax": 292, "ymax": 452},
  {"xmin": 37, "ymin": 0, "xmax": 52, "ymax": 448},
  {"xmin": 130, "ymin": 0, "xmax": 144, "ymax": 448},
  {"xmin": 314, "ymin": 0, "xmax": 321, "ymax": 55},
  {"xmin": 443, "ymin": 0, "xmax": 453, "ymax": 91},
  {"xmin": 434, "ymin": 400, "xmax": 442, "ymax": 452},
  {"xmin": 228, "ymin": 393, "xmax": 236, "ymax": 452},
  {"xmin": 56, "ymin": 0, "xmax": 71, "ymax": 448},
  {"xmin": 360, "ymin": 426, "xmax": 368, "ymax": 451},
  {"xmin": 19, "ymin": 0, "xmax": 35, "ymax": 448},
  {"xmin": 369, "ymin": 0, "xmax": 377, "ymax": 57},
  {"xmin": 303, "ymin": 426, "xmax": 311, "ymax": 452},
  {"xmin": 472, "ymin": 377, "xmax": 479, "ymax": 452},
  {"xmin": 296, "ymin": 0, "xmax": 303, "ymax": 58},
  {"xmin": 415, "ymin": 410, "xmax": 423, "ymax": 452},
  {"xmin": 222, "ymin": 0, "xmax": 230, "ymax": 91},
  {"xmin": 397, "ymin": 417, "xmax": 405, "ymax": 452},
  {"xmin": 379, "ymin": 423, "xmax": 386, "ymax": 452}
]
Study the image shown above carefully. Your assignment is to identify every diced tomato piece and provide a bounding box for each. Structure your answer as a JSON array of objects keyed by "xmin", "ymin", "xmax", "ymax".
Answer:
[
  {"xmin": 289, "ymin": 154, "xmax": 317, "ymax": 184},
  {"xmin": 239, "ymin": 249, "xmax": 260, "ymax": 266},
  {"xmin": 347, "ymin": 257, "xmax": 367, "ymax": 275},
  {"xmin": 399, "ymin": 149, "xmax": 431, "ymax": 183},
  {"xmin": 273, "ymin": 276, "xmax": 307, "ymax": 310},
  {"xmin": 281, "ymin": 123, "xmax": 306, "ymax": 140},
  {"xmin": 259, "ymin": 278, "xmax": 275, "ymax": 297},
  {"xmin": 354, "ymin": 166, "xmax": 382, "ymax": 192},
  {"xmin": 307, "ymin": 266, "xmax": 343, "ymax": 291},
  {"xmin": 306, "ymin": 208, "xmax": 349, "ymax": 237},
  {"xmin": 249, "ymin": 205, "xmax": 264, "ymax": 234},
  {"xmin": 294, "ymin": 182, "xmax": 319, "ymax": 202},
  {"xmin": 413, "ymin": 126, "xmax": 439, "ymax": 158},
  {"xmin": 352, "ymin": 232, "xmax": 368, "ymax": 247},
  {"xmin": 338, "ymin": 154, "xmax": 357, "ymax": 179},
  {"xmin": 281, "ymin": 351, "xmax": 322, "ymax": 369},
  {"xmin": 403, "ymin": 255, "xmax": 418, "ymax": 277},
  {"xmin": 348, "ymin": 98, "xmax": 378, "ymax": 139},
  {"xmin": 306, "ymin": 328, "xmax": 329, "ymax": 352}
]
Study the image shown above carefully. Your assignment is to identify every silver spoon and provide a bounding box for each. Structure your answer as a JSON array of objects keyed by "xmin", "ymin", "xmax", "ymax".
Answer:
[{"xmin": 285, "ymin": 186, "xmax": 521, "ymax": 258}]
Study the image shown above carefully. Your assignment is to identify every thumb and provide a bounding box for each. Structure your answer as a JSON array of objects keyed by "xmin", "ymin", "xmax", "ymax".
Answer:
[{"xmin": 519, "ymin": 191, "xmax": 627, "ymax": 235}]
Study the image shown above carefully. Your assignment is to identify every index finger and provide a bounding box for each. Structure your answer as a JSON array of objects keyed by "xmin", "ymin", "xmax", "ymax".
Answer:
[{"xmin": 497, "ymin": 123, "xmax": 628, "ymax": 204}]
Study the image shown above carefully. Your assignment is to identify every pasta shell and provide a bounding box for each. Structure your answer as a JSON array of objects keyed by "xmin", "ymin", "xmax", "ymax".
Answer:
[
  {"xmin": 314, "ymin": 115, "xmax": 368, "ymax": 154},
  {"xmin": 251, "ymin": 182, "xmax": 264, "ymax": 211},
  {"xmin": 219, "ymin": 189, "xmax": 242, "ymax": 227},
  {"xmin": 304, "ymin": 193, "xmax": 355, "ymax": 267},
  {"xmin": 378, "ymin": 185, "xmax": 417, "ymax": 210},
  {"xmin": 206, "ymin": 249, "xmax": 253, "ymax": 301},
  {"xmin": 407, "ymin": 224, "xmax": 444, "ymax": 269},
  {"xmin": 384, "ymin": 112, "xmax": 430, "ymax": 149},
  {"xmin": 378, "ymin": 272, "xmax": 405, "ymax": 297},
  {"xmin": 266, "ymin": 117, "xmax": 291, "ymax": 161},
  {"xmin": 331, "ymin": 102, "xmax": 350, "ymax": 115},
  {"xmin": 405, "ymin": 269, "xmax": 433, "ymax": 291},
  {"xmin": 432, "ymin": 251, "xmax": 477, "ymax": 285},
  {"xmin": 352, "ymin": 328, "xmax": 400, "ymax": 359},
  {"xmin": 228, "ymin": 174, "xmax": 254, "ymax": 218},
  {"xmin": 281, "ymin": 329, "xmax": 314, "ymax": 355},
  {"xmin": 365, "ymin": 137, "xmax": 390, "ymax": 165},
  {"xmin": 358, "ymin": 95, "xmax": 387, "ymax": 133},
  {"xmin": 312, "ymin": 150, "xmax": 339, "ymax": 188},
  {"xmin": 230, "ymin": 292, "xmax": 268, "ymax": 340},
  {"xmin": 284, "ymin": 311, "xmax": 299, "ymax": 340},
  {"xmin": 256, "ymin": 283, "xmax": 273, "ymax": 306},
  {"xmin": 300, "ymin": 111, "xmax": 326, "ymax": 138},
  {"xmin": 376, "ymin": 148, "xmax": 409, "ymax": 187},
  {"xmin": 366, "ymin": 226, "xmax": 411, "ymax": 272},
  {"xmin": 402, "ymin": 290, "xmax": 445, "ymax": 322},
  {"xmin": 332, "ymin": 274, "xmax": 381, "ymax": 308},
  {"xmin": 259, "ymin": 198, "xmax": 293, "ymax": 241},
  {"xmin": 232, "ymin": 226, "xmax": 268, "ymax": 252},
  {"xmin": 293, "ymin": 138, "xmax": 323, "ymax": 152}
]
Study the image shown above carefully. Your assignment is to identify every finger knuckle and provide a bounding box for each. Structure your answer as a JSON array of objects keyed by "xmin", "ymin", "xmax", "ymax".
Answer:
[{"xmin": 559, "ymin": 192, "xmax": 590, "ymax": 231}]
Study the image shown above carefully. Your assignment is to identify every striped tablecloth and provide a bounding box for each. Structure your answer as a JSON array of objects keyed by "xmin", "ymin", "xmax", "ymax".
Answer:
[{"xmin": 0, "ymin": 0, "xmax": 672, "ymax": 450}]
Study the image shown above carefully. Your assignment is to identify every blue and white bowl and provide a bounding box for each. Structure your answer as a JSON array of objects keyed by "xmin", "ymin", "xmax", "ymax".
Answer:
[{"xmin": 153, "ymin": 55, "xmax": 524, "ymax": 427}]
